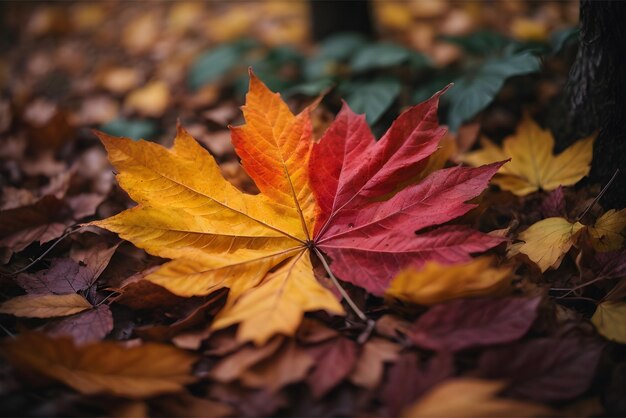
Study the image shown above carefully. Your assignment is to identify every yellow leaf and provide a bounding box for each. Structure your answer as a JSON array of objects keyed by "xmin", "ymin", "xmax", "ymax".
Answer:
[
  {"xmin": 0, "ymin": 293, "xmax": 92, "ymax": 318},
  {"xmin": 464, "ymin": 116, "xmax": 594, "ymax": 196},
  {"xmin": 124, "ymin": 81, "xmax": 170, "ymax": 118},
  {"xmin": 588, "ymin": 209, "xmax": 626, "ymax": 252},
  {"xmin": 516, "ymin": 217, "xmax": 584, "ymax": 272},
  {"xmin": 592, "ymin": 301, "xmax": 626, "ymax": 344},
  {"xmin": 403, "ymin": 378, "xmax": 552, "ymax": 417},
  {"xmin": 1, "ymin": 333, "xmax": 197, "ymax": 399},
  {"xmin": 212, "ymin": 251, "xmax": 343, "ymax": 345},
  {"xmin": 386, "ymin": 257, "xmax": 511, "ymax": 306}
]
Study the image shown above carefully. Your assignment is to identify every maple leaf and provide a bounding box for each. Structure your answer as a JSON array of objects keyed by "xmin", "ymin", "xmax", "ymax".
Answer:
[
  {"xmin": 92, "ymin": 71, "xmax": 503, "ymax": 344},
  {"xmin": 386, "ymin": 257, "xmax": 512, "ymax": 305},
  {"xmin": 464, "ymin": 115, "xmax": 594, "ymax": 196},
  {"xmin": 1, "ymin": 333, "xmax": 197, "ymax": 399}
]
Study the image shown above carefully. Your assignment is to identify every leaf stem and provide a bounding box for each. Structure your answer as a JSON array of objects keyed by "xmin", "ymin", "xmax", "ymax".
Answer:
[{"xmin": 312, "ymin": 247, "xmax": 369, "ymax": 322}]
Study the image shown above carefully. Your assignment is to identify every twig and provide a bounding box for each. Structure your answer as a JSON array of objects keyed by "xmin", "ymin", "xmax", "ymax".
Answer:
[
  {"xmin": 576, "ymin": 168, "xmax": 620, "ymax": 221},
  {"xmin": 10, "ymin": 225, "xmax": 83, "ymax": 275}
]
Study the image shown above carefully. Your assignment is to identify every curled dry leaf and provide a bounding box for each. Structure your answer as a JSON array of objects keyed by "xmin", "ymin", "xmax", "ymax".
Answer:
[
  {"xmin": 592, "ymin": 301, "xmax": 626, "ymax": 344},
  {"xmin": 386, "ymin": 257, "xmax": 512, "ymax": 306},
  {"xmin": 464, "ymin": 116, "xmax": 594, "ymax": 196},
  {"xmin": 91, "ymin": 71, "xmax": 503, "ymax": 344},
  {"xmin": 403, "ymin": 378, "xmax": 553, "ymax": 417},
  {"xmin": 1, "ymin": 333, "xmax": 197, "ymax": 399},
  {"xmin": 514, "ymin": 217, "xmax": 584, "ymax": 272},
  {"xmin": 0, "ymin": 293, "xmax": 92, "ymax": 318},
  {"xmin": 588, "ymin": 208, "xmax": 626, "ymax": 252}
]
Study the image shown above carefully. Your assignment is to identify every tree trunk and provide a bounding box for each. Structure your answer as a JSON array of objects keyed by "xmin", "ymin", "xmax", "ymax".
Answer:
[
  {"xmin": 562, "ymin": 0, "xmax": 626, "ymax": 208},
  {"xmin": 310, "ymin": 1, "xmax": 374, "ymax": 41}
]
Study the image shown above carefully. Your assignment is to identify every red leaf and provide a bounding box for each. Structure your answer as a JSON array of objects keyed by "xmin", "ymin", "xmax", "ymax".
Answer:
[
  {"xmin": 306, "ymin": 337, "xmax": 358, "ymax": 399},
  {"xmin": 310, "ymin": 94, "xmax": 505, "ymax": 295},
  {"xmin": 477, "ymin": 337, "xmax": 604, "ymax": 402},
  {"xmin": 379, "ymin": 351, "xmax": 453, "ymax": 416},
  {"xmin": 408, "ymin": 297, "xmax": 541, "ymax": 352},
  {"xmin": 42, "ymin": 304, "xmax": 113, "ymax": 345}
]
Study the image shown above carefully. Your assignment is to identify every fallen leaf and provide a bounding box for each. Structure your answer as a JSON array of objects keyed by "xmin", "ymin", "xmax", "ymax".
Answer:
[
  {"xmin": 408, "ymin": 297, "xmax": 540, "ymax": 351},
  {"xmin": 403, "ymin": 378, "xmax": 553, "ymax": 417},
  {"xmin": 92, "ymin": 72, "xmax": 503, "ymax": 344},
  {"xmin": 239, "ymin": 340, "xmax": 314, "ymax": 393},
  {"xmin": 592, "ymin": 301, "xmax": 626, "ymax": 344},
  {"xmin": 387, "ymin": 257, "xmax": 512, "ymax": 306},
  {"xmin": 310, "ymin": 95, "xmax": 505, "ymax": 295},
  {"xmin": 43, "ymin": 304, "xmax": 114, "ymax": 345},
  {"xmin": 0, "ymin": 293, "xmax": 92, "ymax": 318},
  {"xmin": 2, "ymin": 333, "xmax": 197, "ymax": 399},
  {"xmin": 349, "ymin": 337, "xmax": 400, "ymax": 389},
  {"xmin": 211, "ymin": 337, "xmax": 283, "ymax": 383},
  {"xmin": 16, "ymin": 255, "xmax": 109, "ymax": 295},
  {"xmin": 380, "ymin": 352, "xmax": 454, "ymax": 415},
  {"xmin": 477, "ymin": 337, "xmax": 604, "ymax": 402},
  {"xmin": 464, "ymin": 116, "xmax": 594, "ymax": 196},
  {"xmin": 124, "ymin": 81, "xmax": 171, "ymax": 118},
  {"xmin": 306, "ymin": 337, "xmax": 358, "ymax": 398},
  {"xmin": 540, "ymin": 186, "xmax": 566, "ymax": 218},
  {"xmin": 515, "ymin": 217, "xmax": 584, "ymax": 272},
  {"xmin": 588, "ymin": 209, "xmax": 626, "ymax": 252}
]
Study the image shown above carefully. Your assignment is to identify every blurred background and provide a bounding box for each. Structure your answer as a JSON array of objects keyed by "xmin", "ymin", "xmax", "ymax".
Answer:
[{"xmin": 0, "ymin": 0, "xmax": 580, "ymax": 202}]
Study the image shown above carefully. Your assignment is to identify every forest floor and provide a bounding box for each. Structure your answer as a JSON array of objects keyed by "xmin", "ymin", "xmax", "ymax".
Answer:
[{"xmin": 0, "ymin": 1, "xmax": 624, "ymax": 417}]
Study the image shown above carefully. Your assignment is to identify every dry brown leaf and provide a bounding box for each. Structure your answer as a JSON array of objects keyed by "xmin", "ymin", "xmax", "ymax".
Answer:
[
  {"xmin": 403, "ymin": 378, "xmax": 553, "ymax": 417},
  {"xmin": 1, "ymin": 333, "xmax": 197, "ymax": 399},
  {"xmin": 0, "ymin": 293, "xmax": 92, "ymax": 318}
]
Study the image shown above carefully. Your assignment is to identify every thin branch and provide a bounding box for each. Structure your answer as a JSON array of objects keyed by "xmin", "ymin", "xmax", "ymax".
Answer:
[
  {"xmin": 10, "ymin": 225, "xmax": 83, "ymax": 275},
  {"xmin": 312, "ymin": 247, "xmax": 369, "ymax": 322},
  {"xmin": 576, "ymin": 168, "xmax": 620, "ymax": 221}
]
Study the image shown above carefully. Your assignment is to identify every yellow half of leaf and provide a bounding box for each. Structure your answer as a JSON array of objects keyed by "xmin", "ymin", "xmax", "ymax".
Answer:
[
  {"xmin": 1, "ymin": 333, "xmax": 197, "ymax": 399},
  {"xmin": 90, "ymin": 126, "xmax": 305, "ymax": 298},
  {"xmin": 588, "ymin": 209, "xmax": 626, "ymax": 252},
  {"xmin": 212, "ymin": 250, "xmax": 344, "ymax": 345},
  {"xmin": 403, "ymin": 378, "xmax": 552, "ymax": 417},
  {"xmin": 592, "ymin": 301, "xmax": 626, "ymax": 344},
  {"xmin": 516, "ymin": 217, "xmax": 584, "ymax": 272},
  {"xmin": 465, "ymin": 116, "xmax": 594, "ymax": 196},
  {"xmin": 0, "ymin": 293, "xmax": 92, "ymax": 318},
  {"xmin": 386, "ymin": 257, "xmax": 512, "ymax": 306}
]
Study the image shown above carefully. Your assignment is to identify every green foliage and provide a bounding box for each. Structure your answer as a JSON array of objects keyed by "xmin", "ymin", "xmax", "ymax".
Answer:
[
  {"xmin": 187, "ymin": 29, "xmax": 565, "ymax": 130},
  {"xmin": 101, "ymin": 118, "xmax": 158, "ymax": 141}
]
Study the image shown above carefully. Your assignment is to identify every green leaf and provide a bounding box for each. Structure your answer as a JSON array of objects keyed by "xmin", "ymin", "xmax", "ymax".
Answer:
[
  {"xmin": 441, "ymin": 31, "xmax": 512, "ymax": 55},
  {"xmin": 350, "ymin": 42, "xmax": 411, "ymax": 72},
  {"xmin": 286, "ymin": 79, "xmax": 334, "ymax": 97},
  {"xmin": 343, "ymin": 78, "xmax": 401, "ymax": 125},
  {"xmin": 188, "ymin": 39, "xmax": 257, "ymax": 90},
  {"xmin": 446, "ymin": 53, "xmax": 541, "ymax": 131},
  {"xmin": 101, "ymin": 118, "xmax": 158, "ymax": 141},
  {"xmin": 551, "ymin": 27, "xmax": 579, "ymax": 55},
  {"xmin": 319, "ymin": 33, "xmax": 368, "ymax": 60}
]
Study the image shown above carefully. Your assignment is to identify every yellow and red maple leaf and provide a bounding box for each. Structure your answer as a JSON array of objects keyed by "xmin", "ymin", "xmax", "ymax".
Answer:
[{"xmin": 92, "ymin": 70, "xmax": 503, "ymax": 344}]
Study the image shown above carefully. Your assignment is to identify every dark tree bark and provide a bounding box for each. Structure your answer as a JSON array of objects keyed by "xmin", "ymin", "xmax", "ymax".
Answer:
[
  {"xmin": 561, "ymin": 0, "xmax": 626, "ymax": 208},
  {"xmin": 310, "ymin": 1, "xmax": 374, "ymax": 41}
]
